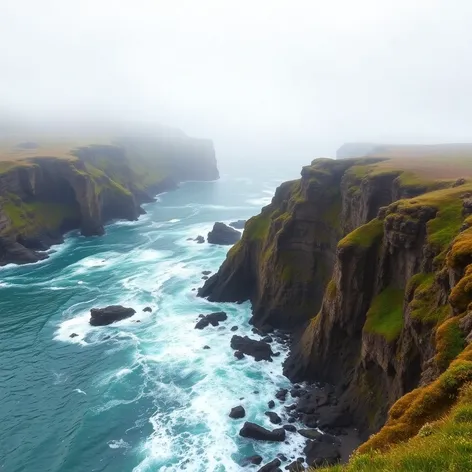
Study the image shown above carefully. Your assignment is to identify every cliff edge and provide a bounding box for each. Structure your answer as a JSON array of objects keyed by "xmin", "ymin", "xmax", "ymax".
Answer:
[
  {"xmin": 0, "ymin": 134, "xmax": 218, "ymax": 265},
  {"xmin": 200, "ymin": 150, "xmax": 472, "ymax": 467}
]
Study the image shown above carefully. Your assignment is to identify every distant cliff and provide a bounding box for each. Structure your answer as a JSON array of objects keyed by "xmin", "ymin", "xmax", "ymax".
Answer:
[
  {"xmin": 0, "ymin": 134, "xmax": 218, "ymax": 265},
  {"xmin": 200, "ymin": 153, "xmax": 472, "ymax": 461}
]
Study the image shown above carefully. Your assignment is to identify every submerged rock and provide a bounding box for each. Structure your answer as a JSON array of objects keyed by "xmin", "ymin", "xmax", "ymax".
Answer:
[
  {"xmin": 207, "ymin": 222, "xmax": 241, "ymax": 245},
  {"xmin": 69, "ymin": 333, "xmax": 79, "ymax": 338},
  {"xmin": 89, "ymin": 305, "xmax": 136, "ymax": 326},
  {"xmin": 194, "ymin": 311, "xmax": 227, "ymax": 329},
  {"xmin": 202, "ymin": 270, "xmax": 212, "ymax": 275},
  {"xmin": 229, "ymin": 406, "xmax": 246, "ymax": 419},
  {"xmin": 230, "ymin": 335, "xmax": 274, "ymax": 361},
  {"xmin": 239, "ymin": 422, "xmax": 286, "ymax": 442}
]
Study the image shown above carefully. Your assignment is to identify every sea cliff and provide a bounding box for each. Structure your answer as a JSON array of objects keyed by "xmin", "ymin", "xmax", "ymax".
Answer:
[
  {"xmin": 200, "ymin": 149, "xmax": 472, "ymax": 468},
  {"xmin": 0, "ymin": 134, "xmax": 218, "ymax": 265}
]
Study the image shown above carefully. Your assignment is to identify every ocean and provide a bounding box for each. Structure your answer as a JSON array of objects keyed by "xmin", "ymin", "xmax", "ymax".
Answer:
[{"xmin": 0, "ymin": 159, "xmax": 308, "ymax": 472}]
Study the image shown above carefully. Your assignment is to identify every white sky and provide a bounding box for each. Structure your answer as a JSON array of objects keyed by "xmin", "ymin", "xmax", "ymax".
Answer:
[{"xmin": 2, "ymin": 0, "xmax": 472, "ymax": 159}]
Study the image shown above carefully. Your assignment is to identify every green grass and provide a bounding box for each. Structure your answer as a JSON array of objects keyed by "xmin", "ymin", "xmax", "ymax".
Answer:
[
  {"xmin": 338, "ymin": 218, "xmax": 384, "ymax": 249},
  {"xmin": 435, "ymin": 318, "xmax": 466, "ymax": 370},
  {"xmin": 2, "ymin": 198, "xmax": 79, "ymax": 236},
  {"xmin": 428, "ymin": 199, "xmax": 464, "ymax": 251},
  {"xmin": 244, "ymin": 213, "xmax": 272, "ymax": 240},
  {"xmin": 363, "ymin": 287, "xmax": 405, "ymax": 342}
]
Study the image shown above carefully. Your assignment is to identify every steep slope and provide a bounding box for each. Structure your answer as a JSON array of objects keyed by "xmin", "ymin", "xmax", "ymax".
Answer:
[
  {"xmin": 0, "ymin": 135, "xmax": 218, "ymax": 265},
  {"xmin": 200, "ymin": 152, "xmax": 472, "ymax": 463}
]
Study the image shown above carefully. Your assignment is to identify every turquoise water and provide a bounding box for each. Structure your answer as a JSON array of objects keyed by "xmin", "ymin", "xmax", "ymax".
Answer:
[{"xmin": 0, "ymin": 162, "xmax": 306, "ymax": 472}]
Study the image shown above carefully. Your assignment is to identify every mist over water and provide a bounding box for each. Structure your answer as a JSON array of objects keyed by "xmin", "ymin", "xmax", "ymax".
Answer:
[{"xmin": 0, "ymin": 161, "xmax": 307, "ymax": 472}]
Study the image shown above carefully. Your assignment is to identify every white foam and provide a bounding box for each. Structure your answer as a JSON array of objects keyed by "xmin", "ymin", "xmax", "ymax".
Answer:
[
  {"xmin": 246, "ymin": 196, "xmax": 272, "ymax": 206},
  {"xmin": 74, "ymin": 388, "xmax": 87, "ymax": 395},
  {"xmin": 168, "ymin": 219, "xmax": 180, "ymax": 223},
  {"xmin": 108, "ymin": 439, "xmax": 130, "ymax": 450}
]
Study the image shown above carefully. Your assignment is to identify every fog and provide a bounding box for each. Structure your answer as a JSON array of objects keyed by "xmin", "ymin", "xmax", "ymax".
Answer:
[{"xmin": 2, "ymin": 0, "xmax": 472, "ymax": 162}]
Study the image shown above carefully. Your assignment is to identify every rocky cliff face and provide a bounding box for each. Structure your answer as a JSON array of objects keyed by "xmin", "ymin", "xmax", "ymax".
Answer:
[
  {"xmin": 200, "ymin": 156, "xmax": 472, "ymax": 448},
  {"xmin": 0, "ymin": 135, "xmax": 218, "ymax": 265}
]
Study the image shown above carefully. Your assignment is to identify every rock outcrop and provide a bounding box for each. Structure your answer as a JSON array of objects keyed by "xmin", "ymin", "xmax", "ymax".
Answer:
[
  {"xmin": 89, "ymin": 305, "xmax": 136, "ymax": 326},
  {"xmin": 239, "ymin": 422, "xmax": 286, "ymax": 442},
  {"xmin": 200, "ymin": 155, "xmax": 472, "ymax": 458},
  {"xmin": 0, "ymin": 133, "xmax": 218, "ymax": 265},
  {"xmin": 207, "ymin": 222, "xmax": 241, "ymax": 245}
]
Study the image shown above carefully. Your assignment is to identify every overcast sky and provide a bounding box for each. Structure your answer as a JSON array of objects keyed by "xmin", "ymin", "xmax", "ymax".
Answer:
[{"xmin": 2, "ymin": 0, "xmax": 472, "ymax": 159}]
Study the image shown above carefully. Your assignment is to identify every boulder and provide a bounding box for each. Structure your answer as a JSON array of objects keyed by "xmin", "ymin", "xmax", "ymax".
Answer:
[
  {"xmin": 143, "ymin": 306, "xmax": 152, "ymax": 313},
  {"xmin": 262, "ymin": 336, "xmax": 273, "ymax": 343},
  {"xmin": 298, "ymin": 429, "xmax": 323, "ymax": 441},
  {"xmin": 275, "ymin": 389, "xmax": 289, "ymax": 401},
  {"xmin": 239, "ymin": 422, "xmax": 286, "ymax": 442},
  {"xmin": 69, "ymin": 333, "xmax": 78, "ymax": 338},
  {"xmin": 229, "ymin": 406, "xmax": 246, "ymax": 419},
  {"xmin": 234, "ymin": 350, "xmax": 245, "ymax": 360},
  {"xmin": 285, "ymin": 460, "xmax": 305, "ymax": 471},
  {"xmin": 202, "ymin": 270, "xmax": 212, "ymax": 275},
  {"xmin": 203, "ymin": 345, "xmax": 211, "ymax": 350},
  {"xmin": 268, "ymin": 400, "xmax": 276, "ymax": 409},
  {"xmin": 230, "ymin": 335, "xmax": 274, "ymax": 361},
  {"xmin": 207, "ymin": 222, "xmax": 241, "ymax": 245},
  {"xmin": 89, "ymin": 305, "xmax": 136, "ymax": 326},
  {"xmin": 230, "ymin": 325, "xmax": 239, "ymax": 331},
  {"xmin": 195, "ymin": 235, "xmax": 205, "ymax": 244},
  {"xmin": 303, "ymin": 440, "xmax": 341, "ymax": 468},
  {"xmin": 242, "ymin": 455, "xmax": 263, "ymax": 466},
  {"xmin": 283, "ymin": 425, "xmax": 297, "ymax": 432},
  {"xmin": 265, "ymin": 411, "xmax": 282, "ymax": 424},
  {"xmin": 195, "ymin": 311, "xmax": 227, "ymax": 329},
  {"xmin": 229, "ymin": 219, "xmax": 246, "ymax": 229},
  {"xmin": 257, "ymin": 458, "xmax": 282, "ymax": 472}
]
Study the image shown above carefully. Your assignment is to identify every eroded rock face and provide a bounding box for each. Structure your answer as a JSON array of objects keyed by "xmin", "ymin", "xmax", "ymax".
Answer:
[
  {"xmin": 0, "ymin": 135, "xmax": 219, "ymax": 265},
  {"xmin": 207, "ymin": 222, "xmax": 241, "ymax": 245},
  {"xmin": 89, "ymin": 305, "xmax": 136, "ymax": 326}
]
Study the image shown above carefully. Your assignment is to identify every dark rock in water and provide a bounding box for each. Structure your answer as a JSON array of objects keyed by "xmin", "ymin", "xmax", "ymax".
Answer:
[
  {"xmin": 186, "ymin": 237, "xmax": 193, "ymax": 241},
  {"xmin": 143, "ymin": 306, "xmax": 152, "ymax": 313},
  {"xmin": 283, "ymin": 425, "xmax": 297, "ymax": 432},
  {"xmin": 203, "ymin": 345, "xmax": 211, "ymax": 350},
  {"xmin": 195, "ymin": 311, "xmax": 227, "ymax": 329},
  {"xmin": 262, "ymin": 336, "xmax": 273, "ymax": 343},
  {"xmin": 301, "ymin": 414, "xmax": 318, "ymax": 428},
  {"xmin": 239, "ymin": 422, "xmax": 286, "ymax": 442},
  {"xmin": 285, "ymin": 460, "xmax": 305, "ymax": 471},
  {"xmin": 252, "ymin": 327, "xmax": 263, "ymax": 336},
  {"xmin": 275, "ymin": 389, "xmax": 289, "ymax": 401},
  {"xmin": 303, "ymin": 440, "xmax": 341, "ymax": 468},
  {"xmin": 287, "ymin": 417, "xmax": 296, "ymax": 424},
  {"xmin": 103, "ymin": 335, "xmax": 111, "ymax": 340},
  {"xmin": 257, "ymin": 458, "xmax": 282, "ymax": 471},
  {"xmin": 70, "ymin": 333, "xmax": 79, "ymax": 338},
  {"xmin": 234, "ymin": 350, "xmax": 245, "ymax": 360},
  {"xmin": 230, "ymin": 325, "xmax": 239, "ymax": 331},
  {"xmin": 191, "ymin": 288, "xmax": 196, "ymax": 291},
  {"xmin": 291, "ymin": 388, "xmax": 306, "ymax": 398},
  {"xmin": 298, "ymin": 429, "xmax": 323, "ymax": 441},
  {"xmin": 89, "ymin": 305, "xmax": 136, "ymax": 326},
  {"xmin": 230, "ymin": 335, "xmax": 274, "ymax": 361},
  {"xmin": 265, "ymin": 411, "xmax": 282, "ymax": 424},
  {"xmin": 277, "ymin": 454, "xmax": 288, "ymax": 462},
  {"xmin": 229, "ymin": 219, "xmax": 246, "ymax": 229},
  {"xmin": 229, "ymin": 405, "xmax": 246, "ymax": 419},
  {"xmin": 254, "ymin": 390, "xmax": 260, "ymax": 394},
  {"xmin": 195, "ymin": 235, "xmax": 205, "ymax": 244},
  {"xmin": 242, "ymin": 455, "xmax": 263, "ymax": 466},
  {"xmin": 135, "ymin": 320, "xmax": 141, "ymax": 323},
  {"xmin": 273, "ymin": 352, "xmax": 281, "ymax": 357},
  {"xmin": 202, "ymin": 270, "xmax": 212, "ymax": 275},
  {"xmin": 268, "ymin": 400, "xmax": 276, "ymax": 409},
  {"xmin": 207, "ymin": 222, "xmax": 241, "ymax": 245},
  {"xmin": 202, "ymin": 276, "xmax": 209, "ymax": 280}
]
